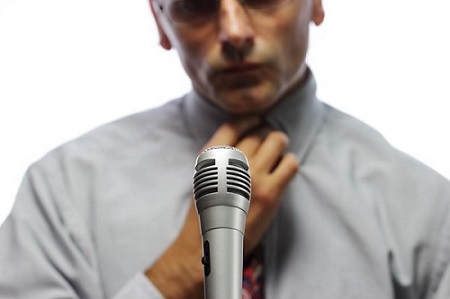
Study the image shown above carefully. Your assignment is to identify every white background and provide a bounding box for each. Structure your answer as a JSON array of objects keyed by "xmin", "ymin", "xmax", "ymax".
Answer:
[{"xmin": 0, "ymin": 0, "xmax": 449, "ymax": 225}]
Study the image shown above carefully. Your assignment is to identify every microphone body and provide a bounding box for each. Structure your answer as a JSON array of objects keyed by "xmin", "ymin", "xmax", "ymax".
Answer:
[{"xmin": 193, "ymin": 146, "xmax": 251, "ymax": 299}]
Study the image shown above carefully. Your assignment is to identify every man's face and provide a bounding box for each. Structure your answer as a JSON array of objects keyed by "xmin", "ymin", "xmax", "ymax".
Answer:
[{"xmin": 152, "ymin": 0, "xmax": 324, "ymax": 115}]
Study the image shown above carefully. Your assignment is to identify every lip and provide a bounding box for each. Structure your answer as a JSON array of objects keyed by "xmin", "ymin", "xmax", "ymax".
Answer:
[{"xmin": 221, "ymin": 63, "xmax": 262, "ymax": 74}]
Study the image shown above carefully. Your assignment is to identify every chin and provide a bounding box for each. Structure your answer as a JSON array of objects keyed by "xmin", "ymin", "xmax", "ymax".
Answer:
[
  {"xmin": 227, "ymin": 92, "xmax": 278, "ymax": 114},
  {"xmin": 207, "ymin": 80, "xmax": 280, "ymax": 114}
]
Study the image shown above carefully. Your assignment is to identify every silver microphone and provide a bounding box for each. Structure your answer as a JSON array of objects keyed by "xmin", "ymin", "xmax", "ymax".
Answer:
[{"xmin": 193, "ymin": 145, "xmax": 251, "ymax": 299}]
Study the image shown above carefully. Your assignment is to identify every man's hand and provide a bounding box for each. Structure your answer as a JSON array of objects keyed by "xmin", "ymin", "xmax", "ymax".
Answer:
[
  {"xmin": 236, "ymin": 128, "xmax": 299, "ymax": 255},
  {"xmin": 145, "ymin": 119, "xmax": 299, "ymax": 299}
]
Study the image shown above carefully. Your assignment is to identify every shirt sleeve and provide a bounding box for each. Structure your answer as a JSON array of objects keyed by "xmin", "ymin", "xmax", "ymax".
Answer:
[
  {"xmin": 113, "ymin": 273, "xmax": 164, "ymax": 299},
  {"xmin": 0, "ymin": 162, "xmax": 164, "ymax": 299},
  {"xmin": 0, "ymin": 164, "xmax": 103, "ymax": 298}
]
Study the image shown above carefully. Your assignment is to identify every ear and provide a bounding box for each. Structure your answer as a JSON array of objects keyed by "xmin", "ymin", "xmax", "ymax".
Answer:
[
  {"xmin": 150, "ymin": 0, "xmax": 173, "ymax": 50},
  {"xmin": 311, "ymin": 0, "xmax": 325, "ymax": 26}
]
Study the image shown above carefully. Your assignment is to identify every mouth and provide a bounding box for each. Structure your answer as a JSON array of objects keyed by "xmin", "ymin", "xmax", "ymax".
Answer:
[
  {"xmin": 209, "ymin": 62, "xmax": 265, "ymax": 90},
  {"xmin": 221, "ymin": 63, "xmax": 262, "ymax": 74}
]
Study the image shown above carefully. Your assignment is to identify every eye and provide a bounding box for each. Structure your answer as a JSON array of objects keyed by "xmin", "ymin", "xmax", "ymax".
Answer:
[
  {"xmin": 172, "ymin": 0, "xmax": 200, "ymax": 12},
  {"xmin": 243, "ymin": 0, "xmax": 289, "ymax": 10},
  {"xmin": 171, "ymin": 0, "xmax": 215, "ymax": 15},
  {"xmin": 168, "ymin": 0, "xmax": 219, "ymax": 25}
]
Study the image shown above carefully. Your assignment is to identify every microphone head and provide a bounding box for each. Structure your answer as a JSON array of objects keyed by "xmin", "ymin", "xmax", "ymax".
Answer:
[{"xmin": 193, "ymin": 146, "xmax": 251, "ymax": 215}]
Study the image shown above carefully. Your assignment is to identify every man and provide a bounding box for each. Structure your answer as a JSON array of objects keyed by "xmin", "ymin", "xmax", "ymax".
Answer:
[{"xmin": 0, "ymin": 0, "xmax": 449, "ymax": 299}]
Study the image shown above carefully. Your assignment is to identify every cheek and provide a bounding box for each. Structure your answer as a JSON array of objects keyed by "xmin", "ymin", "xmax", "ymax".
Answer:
[
  {"xmin": 170, "ymin": 27, "xmax": 218, "ymax": 84},
  {"xmin": 274, "ymin": 11, "xmax": 310, "ymax": 78},
  {"xmin": 172, "ymin": 36, "xmax": 206, "ymax": 82}
]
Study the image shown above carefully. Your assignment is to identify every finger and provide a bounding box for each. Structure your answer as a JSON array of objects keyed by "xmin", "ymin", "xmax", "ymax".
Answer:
[
  {"xmin": 271, "ymin": 153, "xmax": 300, "ymax": 189},
  {"xmin": 236, "ymin": 133, "xmax": 263, "ymax": 158},
  {"xmin": 202, "ymin": 117, "xmax": 261, "ymax": 150},
  {"xmin": 252, "ymin": 131, "xmax": 290, "ymax": 172},
  {"xmin": 235, "ymin": 123, "xmax": 274, "ymax": 158}
]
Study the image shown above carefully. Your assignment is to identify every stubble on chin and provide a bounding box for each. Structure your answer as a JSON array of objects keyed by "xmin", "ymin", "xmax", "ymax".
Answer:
[{"xmin": 212, "ymin": 81, "xmax": 281, "ymax": 116}]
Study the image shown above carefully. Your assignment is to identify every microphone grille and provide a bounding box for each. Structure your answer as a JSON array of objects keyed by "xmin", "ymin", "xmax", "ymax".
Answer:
[
  {"xmin": 193, "ymin": 159, "xmax": 219, "ymax": 200},
  {"xmin": 193, "ymin": 146, "xmax": 251, "ymax": 201},
  {"xmin": 226, "ymin": 159, "xmax": 251, "ymax": 200}
]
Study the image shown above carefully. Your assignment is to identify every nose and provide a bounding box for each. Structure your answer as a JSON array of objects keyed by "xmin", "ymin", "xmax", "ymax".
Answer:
[{"xmin": 218, "ymin": 0, "xmax": 255, "ymax": 60}]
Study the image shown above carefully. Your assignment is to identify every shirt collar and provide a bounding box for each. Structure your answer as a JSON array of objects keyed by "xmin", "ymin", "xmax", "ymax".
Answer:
[{"xmin": 183, "ymin": 69, "xmax": 325, "ymax": 162}]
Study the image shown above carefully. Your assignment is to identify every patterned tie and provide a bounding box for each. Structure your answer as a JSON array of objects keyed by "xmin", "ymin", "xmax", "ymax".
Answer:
[{"xmin": 242, "ymin": 244, "xmax": 265, "ymax": 299}]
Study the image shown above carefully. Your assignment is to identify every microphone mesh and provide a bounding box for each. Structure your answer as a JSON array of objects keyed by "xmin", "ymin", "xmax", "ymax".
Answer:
[
  {"xmin": 193, "ymin": 157, "xmax": 251, "ymax": 201},
  {"xmin": 226, "ymin": 159, "xmax": 251, "ymax": 200},
  {"xmin": 193, "ymin": 159, "xmax": 219, "ymax": 200}
]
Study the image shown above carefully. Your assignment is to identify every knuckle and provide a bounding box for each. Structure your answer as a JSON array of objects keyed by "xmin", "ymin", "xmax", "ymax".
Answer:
[
  {"xmin": 267, "ymin": 131, "xmax": 289, "ymax": 148},
  {"xmin": 284, "ymin": 153, "xmax": 300, "ymax": 172}
]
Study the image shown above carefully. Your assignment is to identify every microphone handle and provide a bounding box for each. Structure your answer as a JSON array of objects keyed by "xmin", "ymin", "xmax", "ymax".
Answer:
[{"xmin": 203, "ymin": 228, "xmax": 243, "ymax": 299}]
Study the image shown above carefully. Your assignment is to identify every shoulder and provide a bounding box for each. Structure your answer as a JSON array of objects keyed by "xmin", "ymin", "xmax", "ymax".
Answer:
[
  {"xmin": 320, "ymin": 103, "xmax": 389, "ymax": 151},
  {"xmin": 69, "ymin": 97, "xmax": 188, "ymax": 153},
  {"xmin": 26, "ymin": 96, "xmax": 194, "ymax": 183},
  {"xmin": 319, "ymin": 103, "xmax": 450, "ymax": 192},
  {"xmin": 17, "ymin": 95, "xmax": 195, "ymax": 220}
]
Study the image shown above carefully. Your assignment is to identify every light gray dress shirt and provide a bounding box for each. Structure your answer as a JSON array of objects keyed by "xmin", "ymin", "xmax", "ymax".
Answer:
[{"xmin": 1, "ymin": 71, "xmax": 450, "ymax": 298}]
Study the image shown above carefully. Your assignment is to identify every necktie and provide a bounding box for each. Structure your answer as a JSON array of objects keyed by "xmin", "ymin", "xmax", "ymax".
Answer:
[
  {"xmin": 242, "ymin": 244, "xmax": 265, "ymax": 299},
  {"xmin": 242, "ymin": 121, "xmax": 275, "ymax": 298}
]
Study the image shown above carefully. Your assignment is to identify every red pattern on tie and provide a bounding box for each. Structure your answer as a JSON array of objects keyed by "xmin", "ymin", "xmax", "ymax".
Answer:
[{"xmin": 242, "ymin": 245, "xmax": 264, "ymax": 299}]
